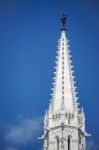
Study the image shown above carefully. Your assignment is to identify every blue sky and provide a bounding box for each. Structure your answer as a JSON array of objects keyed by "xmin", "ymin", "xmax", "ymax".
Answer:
[{"xmin": 0, "ymin": 0, "xmax": 99, "ymax": 149}]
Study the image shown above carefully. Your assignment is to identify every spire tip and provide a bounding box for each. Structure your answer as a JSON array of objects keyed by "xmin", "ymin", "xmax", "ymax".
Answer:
[{"xmin": 60, "ymin": 13, "xmax": 67, "ymax": 31}]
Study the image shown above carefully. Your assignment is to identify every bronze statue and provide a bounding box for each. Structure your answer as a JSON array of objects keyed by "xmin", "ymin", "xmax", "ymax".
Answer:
[{"xmin": 61, "ymin": 14, "xmax": 66, "ymax": 30}]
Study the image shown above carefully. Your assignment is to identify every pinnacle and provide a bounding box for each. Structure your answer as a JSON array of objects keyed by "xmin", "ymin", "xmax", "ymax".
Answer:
[{"xmin": 50, "ymin": 30, "xmax": 78, "ymax": 114}]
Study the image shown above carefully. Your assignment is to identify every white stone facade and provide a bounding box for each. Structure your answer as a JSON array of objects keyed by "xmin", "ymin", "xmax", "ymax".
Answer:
[{"xmin": 39, "ymin": 25, "xmax": 90, "ymax": 150}]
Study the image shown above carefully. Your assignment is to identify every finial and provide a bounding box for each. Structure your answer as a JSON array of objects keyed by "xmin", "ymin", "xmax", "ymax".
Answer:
[{"xmin": 60, "ymin": 13, "xmax": 66, "ymax": 31}]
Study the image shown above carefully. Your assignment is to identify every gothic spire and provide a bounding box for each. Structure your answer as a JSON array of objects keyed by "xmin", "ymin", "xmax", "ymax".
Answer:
[
  {"xmin": 50, "ymin": 14, "xmax": 78, "ymax": 114},
  {"xmin": 39, "ymin": 14, "xmax": 90, "ymax": 150}
]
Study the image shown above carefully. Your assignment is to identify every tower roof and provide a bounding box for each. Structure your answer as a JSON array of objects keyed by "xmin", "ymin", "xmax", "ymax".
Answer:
[
  {"xmin": 50, "ymin": 16, "xmax": 78, "ymax": 114},
  {"xmin": 39, "ymin": 16, "xmax": 89, "ymax": 149}
]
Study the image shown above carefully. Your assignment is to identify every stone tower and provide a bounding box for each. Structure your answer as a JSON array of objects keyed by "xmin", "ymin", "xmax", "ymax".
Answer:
[{"xmin": 39, "ymin": 14, "xmax": 90, "ymax": 150}]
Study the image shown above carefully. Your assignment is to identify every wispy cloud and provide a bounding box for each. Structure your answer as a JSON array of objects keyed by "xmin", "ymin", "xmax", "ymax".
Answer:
[
  {"xmin": 87, "ymin": 139, "xmax": 99, "ymax": 150},
  {"xmin": 3, "ymin": 116, "xmax": 43, "ymax": 150},
  {"xmin": 6, "ymin": 147, "xmax": 17, "ymax": 150}
]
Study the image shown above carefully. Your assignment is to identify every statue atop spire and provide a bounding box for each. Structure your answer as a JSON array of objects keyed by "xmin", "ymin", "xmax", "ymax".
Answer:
[{"xmin": 61, "ymin": 14, "xmax": 66, "ymax": 31}]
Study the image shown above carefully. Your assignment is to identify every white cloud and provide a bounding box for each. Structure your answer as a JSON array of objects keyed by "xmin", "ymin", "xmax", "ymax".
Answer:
[
  {"xmin": 4, "ymin": 116, "xmax": 43, "ymax": 149},
  {"xmin": 7, "ymin": 147, "xmax": 17, "ymax": 150},
  {"xmin": 87, "ymin": 139, "xmax": 99, "ymax": 150}
]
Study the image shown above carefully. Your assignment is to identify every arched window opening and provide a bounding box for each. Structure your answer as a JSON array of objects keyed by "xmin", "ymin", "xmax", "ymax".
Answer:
[
  {"xmin": 68, "ymin": 136, "xmax": 71, "ymax": 150},
  {"xmin": 68, "ymin": 114, "xmax": 70, "ymax": 125},
  {"xmin": 56, "ymin": 136, "xmax": 59, "ymax": 150}
]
